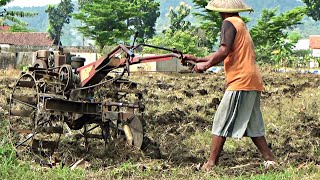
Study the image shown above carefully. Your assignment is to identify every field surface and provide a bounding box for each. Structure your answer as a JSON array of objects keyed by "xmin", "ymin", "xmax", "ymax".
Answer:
[{"xmin": 0, "ymin": 68, "xmax": 319, "ymax": 179}]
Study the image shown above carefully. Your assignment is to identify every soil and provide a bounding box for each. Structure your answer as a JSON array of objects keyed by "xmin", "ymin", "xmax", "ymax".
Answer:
[{"xmin": 1, "ymin": 68, "xmax": 320, "ymax": 176}]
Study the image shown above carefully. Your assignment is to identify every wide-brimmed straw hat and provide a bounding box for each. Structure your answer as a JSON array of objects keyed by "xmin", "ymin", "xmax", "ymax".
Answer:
[{"xmin": 205, "ymin": 0, "xmax": 253, "ymax": 13}]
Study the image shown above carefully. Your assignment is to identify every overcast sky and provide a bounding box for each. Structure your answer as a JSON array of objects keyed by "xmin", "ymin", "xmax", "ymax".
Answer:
[{"xmin": 5, "ymin": 0, "xmax": 60, "ymax": 7}]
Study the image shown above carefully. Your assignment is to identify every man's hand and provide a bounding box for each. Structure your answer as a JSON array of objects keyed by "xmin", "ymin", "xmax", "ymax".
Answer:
[
  {"xmin": 183, "ymin": 54, "xmax": 198, "ymax": 62},
  {"xmin": 181, "ymin": 54, "xmax": 198, "ymax": 68},
  {"xmin": 193, "ymin": 62, "xmax": 208, "ymax": 73}
]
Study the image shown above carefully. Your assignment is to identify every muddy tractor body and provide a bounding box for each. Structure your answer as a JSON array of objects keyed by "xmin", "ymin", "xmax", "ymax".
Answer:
[{"xmin": 8, "ymin": 43, "xmax": 184, "ymax": 155}]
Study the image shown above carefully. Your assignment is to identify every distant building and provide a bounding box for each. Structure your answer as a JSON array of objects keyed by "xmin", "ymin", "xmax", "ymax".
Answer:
[
  {"xmin": 0, "ymin": 25, "xmax": 10, "ymax": 32},
  {"xmin": 293, "ymin": 39, "xmax": 309, "ymax": 50},
  {"xmin": 0, "ymin": 32, "xmax": 54, "ymax": 47},
  {"xmin": 309, "ymin": 35, "xmax": 320, "ymax": 58},
  {"xmin": 0, "ymin": 32, "xmax": 54, "ymax": 69}
]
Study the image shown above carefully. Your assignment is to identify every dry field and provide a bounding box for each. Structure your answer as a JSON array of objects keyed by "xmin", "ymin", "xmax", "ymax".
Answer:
[{"xmin": 0, "ymin": 67, "xmax": 320, "ymax": 179}]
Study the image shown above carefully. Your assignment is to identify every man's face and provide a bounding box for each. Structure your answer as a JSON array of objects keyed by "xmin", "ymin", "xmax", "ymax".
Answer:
[{"xmin": 219, "ymin": 12, "xmax": 224, "ymax": 19}]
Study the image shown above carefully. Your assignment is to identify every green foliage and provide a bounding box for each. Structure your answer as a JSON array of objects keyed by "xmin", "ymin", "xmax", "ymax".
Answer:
[
  {"xmin": 9, "ymin": 23, "xmax": 31, "ymax": 32},
  {"xmin": 192, "ymin": 0, "xmax": 222, "ymax": 50},
  {"xmin": 250, "ymin": 7, "xmax": 306, "ymax": 64},
  {"xmin": 302, "ymin": 0, "xmax": 320, "ymax": 21},
  {"xmin": 78, "ymin": 0, "xmax": 89, "ymax": 9},
  {"xmin": 0, "ymin": 9, "xmax": 38, "ymax": 26},
  {"xmin": 128, "ymin": 0, "xmax": 160, "ymax": 42},
  {"xmin": 0, "ymin": 114, "xmax": 85, "ymax": 179},
  {"xmin": 144, "ymin": 30, "xmax": 209, "ymax": 57},
  {"xmin": 46, "ymin": 0, "xmax": 74, "ymax": 45},
  {"xmin": 73, "ymin": 0, "xmax": 148, "ymax": 50},
  {"xmin": 0, "ymin": 0, "xmax": 11, "ymax": 6},
  {"xmin": 0, "ymin": 0, "xmax": 38, "ymax": 26},
  {"xmin": 167, "ymin": 2, "xmax": 192, "ymax": 33},
  {"xmin": 270, "ymin": 38, "xmax": 295, "ymax": 67},
  {"xmin": 290, "ymin": 49, "xmax": 313, "ymax": 68},
  {"xmin": 288, "ymin": 31, "xmax": 301, "ymax": 43}
]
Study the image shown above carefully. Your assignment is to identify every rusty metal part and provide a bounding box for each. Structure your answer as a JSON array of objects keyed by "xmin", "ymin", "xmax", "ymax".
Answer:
[
  {"xmin": 45, "ymin": 98, "xmax": 101, "ymax": 115},
  {"xmin": 58, "ymin": 64, "xmax": 74, "ymax": 92},
  {"xmin": 9, "ymin": 73, "xmax": 64, "ymax": 156},
  {"xmin": 33, "ymin": 59, "xmax": 48, "ymax": 69},
  {"xmin": 37, "ymin": 50, "xmax": 52, "ymax": 59},
  {"xmin": 9, "ymin": 42, "xmax": 189, "ymax": 160},
  {"xmin": 71, "ymin": 56, "xmax": 86, "ymax": 69},
  {"xmin": 9, "ymin": 73, "xmax": 39, "ymax": 149},
  {"xmin": 54, "ymin": 54, "xmax": 66, "ymax": 68}
]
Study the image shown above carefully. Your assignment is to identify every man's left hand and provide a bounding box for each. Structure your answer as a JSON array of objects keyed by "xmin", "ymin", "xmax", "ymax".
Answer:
[{"xmin": 193, "ymin": 62, "xmax": 208, "ymax": 73}]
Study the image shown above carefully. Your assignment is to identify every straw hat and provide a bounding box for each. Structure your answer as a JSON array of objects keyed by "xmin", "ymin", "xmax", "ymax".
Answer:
[{"xmin": 205, "ymin": 0, "xmax": 253, "ymax": 13}]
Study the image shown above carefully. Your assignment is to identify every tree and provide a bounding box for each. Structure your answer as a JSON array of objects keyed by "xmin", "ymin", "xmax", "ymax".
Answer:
[
  {"xmin": 0, "ymin": 0, "xmax": 11, "ymax": 6},
  {"xmin": 167, "ymin": 2, "xmax": 192, "ymax": 33},
  {"xmin": 1, "ymin": 0, "xmax": 38, "ymax": 28},
  {"xmin": 73, "ymin": 0, "xmax": 142, "ymax": 50},
  {"xmin": 46, "ymin": 0, "xmax": 74, "ymax": 45},
  {"xmin": 250, "ymin": 7, "xmax": 306, "ymax": 64},
  {"xmin": 9, "ymin": 24, "xmax": 31, "ymax": 32},
  {"xmin": 302, "ymin": 0, "xmax": 320, "ymax": 21},
  {"xmin": 78, "ymin": 0, "xmax": 89, "ymax": 9},
  {"xmin": 145, "ymin": 30, "xmax": 208, "ymax": 57},
  {"xmin": 192, "ymin": 0, "xmax": 222, "ymax": 50},
  {"xmin": 127, "ymin": 0, "xmax": 160, "ymax": 42}
]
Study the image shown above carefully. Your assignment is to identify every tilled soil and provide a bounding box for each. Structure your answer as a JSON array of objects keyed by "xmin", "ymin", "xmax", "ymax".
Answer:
[{"xmin": 1, "ymin": 68, "xmax": 320, "ymax": 176}]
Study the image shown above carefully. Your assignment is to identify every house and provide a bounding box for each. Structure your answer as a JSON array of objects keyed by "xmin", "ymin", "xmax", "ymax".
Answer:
[
  {"xmin": 0, "ymin": 32, "xmax": 54, "ymax": 47},
  {"xmin": 294, "ymin": 39, "xmax": 309, "ymax": 50},
  {"xmin": 0, "ymin": 25, "xmax": 10, "ymax": 32},
  {"xmin": 0, "ymin": 32, "xmax": 54, "ymax": 68},
  {"xmin": 310, "ymin": 35, "xmax": 320, "ymax": 58}
]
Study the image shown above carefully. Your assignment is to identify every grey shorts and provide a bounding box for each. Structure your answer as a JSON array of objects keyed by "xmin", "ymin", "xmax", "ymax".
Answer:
[{"xmin": 212, "ymin": 90, "xmax": 265, "ymax": 138}]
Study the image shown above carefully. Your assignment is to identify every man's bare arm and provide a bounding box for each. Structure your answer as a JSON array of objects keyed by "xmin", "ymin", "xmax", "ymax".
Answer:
[{"xmin": 194, "ymin": 45, "xmax": 231, "ymax": 71}]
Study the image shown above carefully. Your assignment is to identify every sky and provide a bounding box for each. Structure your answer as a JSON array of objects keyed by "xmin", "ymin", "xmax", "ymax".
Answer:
[{"xmin": 5, "ymin": 0, "xmax": 60, "ymax": 7}]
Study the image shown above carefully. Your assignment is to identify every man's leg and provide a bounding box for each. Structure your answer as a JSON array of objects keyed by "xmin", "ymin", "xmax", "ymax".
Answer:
[
  {"xmin": 201, "ymin": 135, "xmax": 226, "ymax": 171},
  {"xmin": 251, "ymin": 136, "xmax": 274, "ymax": 161}
]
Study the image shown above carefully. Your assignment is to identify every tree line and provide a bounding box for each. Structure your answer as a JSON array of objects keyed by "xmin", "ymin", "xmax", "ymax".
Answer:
[{"xmin": 0, "ymin": 0, "xmax": 320, "ymax": 67}]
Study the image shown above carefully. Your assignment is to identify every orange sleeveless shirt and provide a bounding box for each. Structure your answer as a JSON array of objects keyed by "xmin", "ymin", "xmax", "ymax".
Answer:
[{"xmin": 223, "ymin": 16, "xmax": 264, "ymax": 91}]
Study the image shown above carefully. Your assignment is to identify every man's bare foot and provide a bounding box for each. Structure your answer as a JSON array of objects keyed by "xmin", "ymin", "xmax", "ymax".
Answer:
[{"xmin": 201, "ymin": 160, "xmax": 215, "ymax": 171}]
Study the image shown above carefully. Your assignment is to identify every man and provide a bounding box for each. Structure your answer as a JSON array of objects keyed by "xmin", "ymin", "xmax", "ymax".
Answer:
[{"xmin": 184, "ymin": 0, "xmax": 275, "ymax": 171}]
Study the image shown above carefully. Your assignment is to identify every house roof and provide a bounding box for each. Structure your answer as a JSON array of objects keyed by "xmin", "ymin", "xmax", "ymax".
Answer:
[
  {"xmin": 309, "ymin": 35, "xmax": 320, "ymax": 49},
  {"xmin": 0, "ymin": 25, "xmax": 10, "ymax": 32},
  {"xmin": 0, "ymin": 32, "xmax": 54, "ymax": 46}
]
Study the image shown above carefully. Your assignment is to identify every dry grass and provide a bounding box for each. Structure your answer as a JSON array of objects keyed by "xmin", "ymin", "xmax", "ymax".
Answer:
[{"xmin": 0, "ymin": 68, "xmax": 320, "ymax": 179}]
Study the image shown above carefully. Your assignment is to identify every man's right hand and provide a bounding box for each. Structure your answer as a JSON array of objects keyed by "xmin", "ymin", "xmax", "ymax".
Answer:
[{"xmin": 182, "ymin": 54, "xmax": 198, "ymax": 67}]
